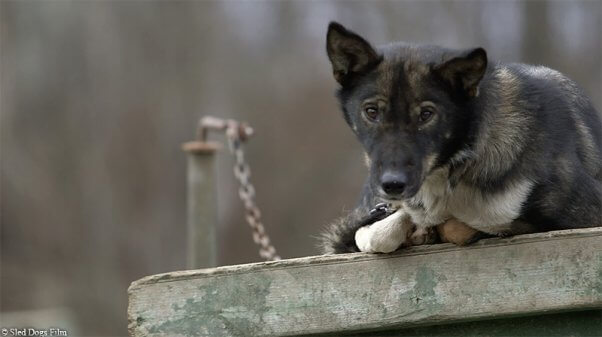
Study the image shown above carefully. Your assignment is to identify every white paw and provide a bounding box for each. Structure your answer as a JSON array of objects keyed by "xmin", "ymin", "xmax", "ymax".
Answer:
[{"xmin": 355, "ymin": 211, "xmax": 409, "ymax": 253}]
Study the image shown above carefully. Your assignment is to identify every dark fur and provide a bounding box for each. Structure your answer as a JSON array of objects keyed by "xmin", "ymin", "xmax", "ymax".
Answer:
[{"xmin": 320, "ymin": 22, "xmax": 602, "ymax": 254}]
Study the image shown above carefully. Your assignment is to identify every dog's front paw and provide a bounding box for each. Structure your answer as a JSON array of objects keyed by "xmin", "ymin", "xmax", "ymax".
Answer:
[
  {"xmin": 354, "ymin": 211, "xmax": 409, "ymax": 253},
  {"xmin": 355, "ymin": 225, "xmax": 401, "ymax": 253}
]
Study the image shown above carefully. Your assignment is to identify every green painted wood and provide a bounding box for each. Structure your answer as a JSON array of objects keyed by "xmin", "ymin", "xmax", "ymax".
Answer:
[{"xmin": 128, "ymin": 228, "xmax": 602, "ymax": 337}]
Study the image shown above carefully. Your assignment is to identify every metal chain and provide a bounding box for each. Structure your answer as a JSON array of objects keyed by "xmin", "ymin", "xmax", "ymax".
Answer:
[{"xmin": 199, "ymin": 116, "xmax": 281, "ymax": 261}]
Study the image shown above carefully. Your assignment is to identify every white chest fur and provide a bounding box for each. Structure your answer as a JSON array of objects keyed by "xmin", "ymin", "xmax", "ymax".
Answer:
[{"xmin": 402, "ymin": 167, "xmax": 534, "ymax": 234}]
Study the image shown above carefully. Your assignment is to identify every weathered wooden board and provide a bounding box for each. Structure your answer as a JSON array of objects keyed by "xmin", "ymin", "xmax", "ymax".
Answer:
[
  {"xmin": 128, "ymin": 228, "xmax": 602, "ymax": 336},
  {"xmin": 346, "ymin": 310, "xmax": 602, "ymax": 336}
]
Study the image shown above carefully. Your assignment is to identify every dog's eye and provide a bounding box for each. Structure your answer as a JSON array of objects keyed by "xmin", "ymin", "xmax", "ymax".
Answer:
[
  {"xmin": 364, "ymin": 106, "xmax": 379, "ymax": 121},
  {"xmin": 419, "ymin": 109, "xmax": 434, "ymax": 123}
]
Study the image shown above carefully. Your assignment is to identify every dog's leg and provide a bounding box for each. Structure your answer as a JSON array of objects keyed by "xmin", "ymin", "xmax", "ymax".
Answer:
[
  {"xmin": 320, "ymin": 207, "xmax": 438, "ymax": 254},
  {"xmin": 442, "ymin": 219, "xmax": 540, "ymax": 245},
  {"xmin": 437, "ymin": 219, "xmax": 486, "ymax": 245},
  {"xmin": 320, "ymin": 208, "xmax": 390, "ymax": 254},
  {"xmin": 355, "ymin": 211, "xmax": 414, "ymax": 253}
]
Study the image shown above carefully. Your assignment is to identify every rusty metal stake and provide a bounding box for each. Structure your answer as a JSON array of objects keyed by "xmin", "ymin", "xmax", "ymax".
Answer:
[{"xmin": 183, "ymin": 116, "xmax": 280, "ymax": 268}]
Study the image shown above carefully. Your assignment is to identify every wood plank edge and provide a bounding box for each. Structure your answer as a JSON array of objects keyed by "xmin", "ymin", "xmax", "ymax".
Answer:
[
  {"xmin": 299, "ymin": 304, "xmax": 602, "ymax": 336},
  {"xmin": 128, "ymin": 227, "xmax": 602, "ymax": 291}
]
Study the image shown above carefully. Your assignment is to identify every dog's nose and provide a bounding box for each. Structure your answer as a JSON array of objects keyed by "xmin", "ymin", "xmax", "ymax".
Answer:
[{"xmin": 380, "ymin": 171, "xmax": 408, "ymax": 196}]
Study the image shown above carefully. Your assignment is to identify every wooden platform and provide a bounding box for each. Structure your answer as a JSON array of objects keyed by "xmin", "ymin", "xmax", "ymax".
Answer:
[{"xmin": 128, "ymin": 228, "xmax": 602, "ymax": 336}]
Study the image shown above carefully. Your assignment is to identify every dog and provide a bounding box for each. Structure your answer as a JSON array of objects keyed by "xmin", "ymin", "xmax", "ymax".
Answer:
[{"xmin": 320, "ymin": 22, "xmax": 602, "ymax": 254}]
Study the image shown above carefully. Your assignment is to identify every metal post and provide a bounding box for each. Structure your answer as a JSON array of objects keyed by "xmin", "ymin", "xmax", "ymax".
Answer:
[{"xmin": 182, "ymin": 140, "xmax": 220, "ymax": 269}]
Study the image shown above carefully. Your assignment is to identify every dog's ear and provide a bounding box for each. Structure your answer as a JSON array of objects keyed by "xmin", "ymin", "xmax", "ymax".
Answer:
[
  {"xmin": 326, "ymin": 22, "xmax": 381, "ymax": 85},
  {"xmin": 434, "ymin": 48, "xmax": 487, "ymax": 98}
]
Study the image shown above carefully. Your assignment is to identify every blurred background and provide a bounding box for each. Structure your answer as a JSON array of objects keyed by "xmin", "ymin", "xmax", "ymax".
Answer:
[{"xmin": 1, "ymin": 0, "xmax": 600, "ymax": 335}]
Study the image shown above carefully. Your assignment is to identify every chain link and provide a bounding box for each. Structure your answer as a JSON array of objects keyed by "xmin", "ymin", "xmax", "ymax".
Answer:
[{"xmin": 199, "ymin": 116, "xmax": 281, "ymax": 261}]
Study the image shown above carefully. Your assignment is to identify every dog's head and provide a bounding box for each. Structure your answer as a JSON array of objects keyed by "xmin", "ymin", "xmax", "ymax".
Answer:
[{"xmin": 326, "ymin": 22, "xmax": 488, "ymax": 201}]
